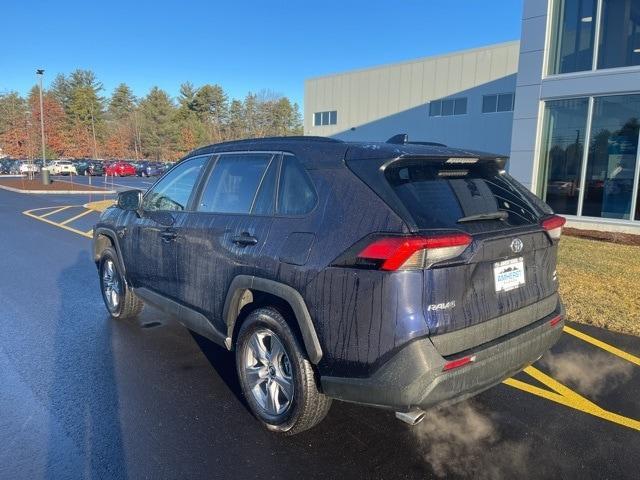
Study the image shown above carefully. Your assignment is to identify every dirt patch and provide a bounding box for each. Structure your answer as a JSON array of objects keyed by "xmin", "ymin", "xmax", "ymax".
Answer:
[
  {"xmin": 564, "ymin": 227, "xmax": 640, "ymax": 246},
  {"xmin": 0, "ymin": 177, "xmax": 109, "ymax": 192}
]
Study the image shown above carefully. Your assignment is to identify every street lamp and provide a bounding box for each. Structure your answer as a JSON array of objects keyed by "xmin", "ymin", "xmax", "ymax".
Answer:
[{"xmin": 36, "ymin": 69, "xmax": 46, "ymax": 168}]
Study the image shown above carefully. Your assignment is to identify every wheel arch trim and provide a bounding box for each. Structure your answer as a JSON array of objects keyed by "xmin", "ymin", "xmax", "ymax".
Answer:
[
  {"xmin": 93, "ymin": 227, "xmax": 128, "ymax": 280},
  {"xmin": 223, "ymin": 275, "xmax": 323, "ymax": 364}
]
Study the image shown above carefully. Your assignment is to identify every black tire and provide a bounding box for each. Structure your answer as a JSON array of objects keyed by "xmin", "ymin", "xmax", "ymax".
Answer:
[
  {"xmin": 236, "ymin": 306, "xmax": 331, "ymax": 435},
  {"xmin": 98, "ymin": 247, "xmax": 143, "ymax": 320}
]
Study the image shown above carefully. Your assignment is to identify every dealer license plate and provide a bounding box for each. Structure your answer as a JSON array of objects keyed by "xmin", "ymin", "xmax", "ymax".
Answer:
[{"xmin": 494, "ymin": 257, "xmax": 525, "ymax": 292}]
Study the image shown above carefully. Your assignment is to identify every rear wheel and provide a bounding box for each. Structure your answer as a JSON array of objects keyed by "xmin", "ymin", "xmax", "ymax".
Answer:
[
  {"xmin": 236, "ymin": 307, "xmax": 331, "ymax": 435},
  {"xmin": 99, "ymin": 247, "xmax": 143, "ymax": 319}
]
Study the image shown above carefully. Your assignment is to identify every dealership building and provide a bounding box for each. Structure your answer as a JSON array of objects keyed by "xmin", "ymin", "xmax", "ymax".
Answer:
[{"xmin": 305, "ymin": 0, "xmax": 640, "ymax": 232}]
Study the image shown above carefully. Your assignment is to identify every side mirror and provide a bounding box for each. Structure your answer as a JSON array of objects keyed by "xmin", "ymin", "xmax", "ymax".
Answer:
[{"xmin": 117, "ymin": 189, "xmax": 143, "ymax": 212}]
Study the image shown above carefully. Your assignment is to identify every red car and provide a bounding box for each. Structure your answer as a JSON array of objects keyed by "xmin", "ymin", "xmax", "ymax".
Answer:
[{"xmin": 105, "ymin": 161, "xmax": 136, "ymax": 177}]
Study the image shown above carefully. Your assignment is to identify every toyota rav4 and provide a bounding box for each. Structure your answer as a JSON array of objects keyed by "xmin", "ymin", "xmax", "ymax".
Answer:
[{"xmin": 93, "ymin": 135, "xmax": 566, "ymax": 435}]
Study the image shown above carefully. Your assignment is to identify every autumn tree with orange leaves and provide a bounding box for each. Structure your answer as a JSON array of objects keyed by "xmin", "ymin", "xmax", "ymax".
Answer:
[{"xmin": 0, "ymin": 69, "xmax": 302, "ymax": 161}]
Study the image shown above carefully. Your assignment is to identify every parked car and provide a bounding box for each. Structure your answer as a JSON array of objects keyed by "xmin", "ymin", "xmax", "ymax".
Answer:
[
  {"xmin": 42, "ymin": 160, "xmax": 78, "ymax": 175},
  {"xmin": 19, "ymin": 161, "xmax": 40, "ymax": 175},
  {"xmin": 0, "ymin": 159, "xmax": 18, "ymax": 174},
  {"xmin": 93, "ymin": 135, "xmax": 566, "ymax": 435},
  {"xmin": 105, "ymin": 161, "xmax": 135, "ymax": 177},
  {"xmin": 134, "ymin": 161, "xmax": 164, "ymax": 177},
  {"xmin": 76, "ymin": 160, "xmax": 105, "ymax": 176}
]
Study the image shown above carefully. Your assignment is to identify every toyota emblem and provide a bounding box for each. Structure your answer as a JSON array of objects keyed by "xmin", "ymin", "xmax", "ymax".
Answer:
[{"xmin": 510, "ymin": 238, "xmax": 524, "ymax": 253}]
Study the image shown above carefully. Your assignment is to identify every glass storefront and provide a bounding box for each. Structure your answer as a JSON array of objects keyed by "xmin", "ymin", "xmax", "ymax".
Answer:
[
  {"xmin": 538, "ymin": 98, "xmax": 590, "ymax": 215},
  {"xmin": 539, "ymin": 94, "xmax": 640, "ymax": 221},
  {"xmin": 549, "ymin": 0, "xmax": 598, "ymax": 74},
  {"xmin": 549, "ymin": 0, "xmax": 640, "ymax": 74}
]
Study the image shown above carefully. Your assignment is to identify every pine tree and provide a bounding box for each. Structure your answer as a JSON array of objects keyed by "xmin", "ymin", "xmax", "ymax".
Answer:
[{"xmin": 139, "ymin": 87, "xmax": 178, "ymax": 160}]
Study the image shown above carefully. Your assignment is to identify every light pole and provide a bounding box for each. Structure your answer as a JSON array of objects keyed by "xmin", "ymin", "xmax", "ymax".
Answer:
[{"xmin": 36, "ymin": 69, "xmax": 46, "ymax": 168}]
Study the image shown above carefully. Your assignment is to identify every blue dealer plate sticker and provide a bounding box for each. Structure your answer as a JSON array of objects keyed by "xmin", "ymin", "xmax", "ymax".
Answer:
[{"xmin": 494, "ymin": 257, "xmax": 525, "ymax": 292}]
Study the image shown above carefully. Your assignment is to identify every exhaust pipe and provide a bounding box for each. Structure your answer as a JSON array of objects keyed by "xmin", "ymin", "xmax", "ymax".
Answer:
[{"xmin": 395, "ymin": 409, "xmax": 426, "ymax": 426}]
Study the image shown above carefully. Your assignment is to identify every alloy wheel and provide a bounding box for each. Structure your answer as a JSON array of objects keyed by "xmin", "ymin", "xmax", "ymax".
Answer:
[
  {"xmin": 102, "ymin": 259, "xmax": 121, "ymax": 311},
  {"xmin": 243, "ymin": 329, "xmax": 294, "ymax": 416}
]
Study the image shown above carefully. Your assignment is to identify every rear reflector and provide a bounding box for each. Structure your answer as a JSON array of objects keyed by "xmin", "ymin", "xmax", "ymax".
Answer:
[
  {"xmin": 549, "ymin": 314, "xmax": 563, "ymax": 327},
  {"xmin": 443, "ymin": 355, "xmax": 477, "ymax": 372},
  {"xmin": 357, "ymin": 233, "xmax": 472, "ymax": 271},
  {"xmin": 541, "ymin": 215, "xmax": 566, "ymax": 240}
]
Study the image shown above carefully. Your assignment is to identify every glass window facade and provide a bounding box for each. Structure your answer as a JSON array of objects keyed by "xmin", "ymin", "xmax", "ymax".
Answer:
[
  {"xmin": 582, "ymin": 95, "xmax": 640, "ymax": 219},
  {"xmin": 598, "ymin": 0, "xmax": 640, "ymax": 69},
  {"xmin": 539, "ymin": 98, "xmax": 590, "ymax": 215},
  {"xmin": 539, "ymin": 94, "xmax": 640, "ymax": 221},
  {"xmin": 549, "ymin": 0, "xmax": 640, "ymax": 74},
  {"xmin": 549, "ymin": 0, "xmax": 597, "ymax": 74}
]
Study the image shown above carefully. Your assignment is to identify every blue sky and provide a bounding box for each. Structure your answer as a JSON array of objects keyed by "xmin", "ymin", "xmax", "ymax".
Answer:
[{"xmin": 2, "ymin": 0, "xmax": 522, "ymax": 108}]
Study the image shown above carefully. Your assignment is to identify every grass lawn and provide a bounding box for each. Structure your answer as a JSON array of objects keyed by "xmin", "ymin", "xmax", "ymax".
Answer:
[{"xmin": 558, "ymin": 235, "xmax": 640, "ymax": 336}]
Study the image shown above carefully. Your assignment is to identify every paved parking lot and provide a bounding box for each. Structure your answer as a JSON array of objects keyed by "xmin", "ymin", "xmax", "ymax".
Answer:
[{"xmin": 1, "ymin": 184, "xmax": 638, "ymax": 479}]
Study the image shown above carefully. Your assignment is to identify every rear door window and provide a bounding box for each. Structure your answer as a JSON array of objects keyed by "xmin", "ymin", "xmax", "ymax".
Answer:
[
  {"xmin": 384, "ymin": 160, "xmax": 544, "ymax": 229},
  {"xmin": 198, "ymin": 153, "xmax": 273, "ymax": 214}
]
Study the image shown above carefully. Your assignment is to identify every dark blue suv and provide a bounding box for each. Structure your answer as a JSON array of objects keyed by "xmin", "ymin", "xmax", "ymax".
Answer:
[{"xmin": 93, "ymin": 136, "xmax": 565, "ymax": 434}]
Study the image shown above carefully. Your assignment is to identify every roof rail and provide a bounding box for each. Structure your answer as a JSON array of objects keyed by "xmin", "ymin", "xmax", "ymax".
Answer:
[
  {"xmin": 385, "ymin": 133, "xmax": 447, "ymax": 147},
  {"xmin": 210, "ymin": 135, "xmax": 343, "ymax": 148}
]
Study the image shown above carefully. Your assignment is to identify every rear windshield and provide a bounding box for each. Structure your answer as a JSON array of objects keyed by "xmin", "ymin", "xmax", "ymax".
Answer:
[{"xmin": 384, "ymin": 160, "xmax": 549, "ymax": 229}]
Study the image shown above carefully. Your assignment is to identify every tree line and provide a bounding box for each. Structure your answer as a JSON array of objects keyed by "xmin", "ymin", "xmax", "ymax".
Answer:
[{"xmin": 0, "ymin": 69, "xmax": 303, "ymax": 161}]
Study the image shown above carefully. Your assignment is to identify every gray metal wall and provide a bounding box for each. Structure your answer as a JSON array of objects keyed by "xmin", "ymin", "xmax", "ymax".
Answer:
[{"xmin": 305, "ymin": 42, "xmax": 520, "ymax": 155}]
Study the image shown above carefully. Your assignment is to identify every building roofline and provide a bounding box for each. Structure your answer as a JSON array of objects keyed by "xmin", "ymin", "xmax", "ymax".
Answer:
[{"xmin": 304, "ymin": 40, "xmax": 520, "ymax": 83}]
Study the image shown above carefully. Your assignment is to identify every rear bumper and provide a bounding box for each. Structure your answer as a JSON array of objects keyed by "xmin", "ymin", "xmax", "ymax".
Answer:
[{"xmin": 320, "ymin": 302, "xmax": 564, "ymax": 411}]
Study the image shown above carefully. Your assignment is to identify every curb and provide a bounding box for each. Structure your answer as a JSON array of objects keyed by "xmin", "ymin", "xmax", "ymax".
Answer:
[{"xmin": 0, "ymin": 184, "xmax": 116, "ymax": 195}]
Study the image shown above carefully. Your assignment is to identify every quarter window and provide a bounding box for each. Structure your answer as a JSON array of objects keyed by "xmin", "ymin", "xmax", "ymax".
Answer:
[
  {"xmin": 142, "ymin": 156, "xmax": 207, "ymax": 212},
  {"xmin": 277, "ymin": 156, "xmax": 317, "ymax": 215},
  {"xmin": 198, "ymin": 153, "xmax": 273, "ymax": 214}
]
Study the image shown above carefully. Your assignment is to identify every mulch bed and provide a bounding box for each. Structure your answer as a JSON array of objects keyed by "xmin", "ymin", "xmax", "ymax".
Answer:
[
  {"xmin": 564, "ymin": 227, "xmax": 640, "ymax": 246},
  {"xmin": 0, "ymin": 177, "xmax": 109, "ymax": 192}
]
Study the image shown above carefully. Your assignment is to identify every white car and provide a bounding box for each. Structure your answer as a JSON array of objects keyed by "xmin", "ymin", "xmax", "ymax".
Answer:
[
  {"xmin": 19, "ymin": 162, "xmax": 40, "ymax": 174},
  {"xmin": 42, "ymin": 160, "xmax": 78, "ymax": 175}
]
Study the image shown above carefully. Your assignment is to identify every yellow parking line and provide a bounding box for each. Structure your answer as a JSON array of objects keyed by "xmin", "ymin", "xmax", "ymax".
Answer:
[
  {"xmin": 59, "ymin": 208, "xmax": 94, "ymax": 225},
  {"xmin": 39, "ymin": 205, "xmax": 72, "ymax": 218},
  {"xmin": 504, "ymin": 366, "xmax": 640, "ymax": 431},
  {"xmin": 564, "ymin": 326, "xmax": 640, "ymax": 367},
  {"xmin": 23, "ymin": 208, "xmax": 92, "ymax": 239}
]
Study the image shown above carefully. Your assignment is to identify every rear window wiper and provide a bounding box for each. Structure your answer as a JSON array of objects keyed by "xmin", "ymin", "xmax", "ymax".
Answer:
[{"xmin": 457, "ymin": 211, "xmax": 508, "ymax": 223}]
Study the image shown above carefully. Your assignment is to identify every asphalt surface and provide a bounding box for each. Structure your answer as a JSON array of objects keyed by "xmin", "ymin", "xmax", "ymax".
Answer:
[{"xmin": 1, "ymin": 180, "xmax": 639, "ymax": 479}]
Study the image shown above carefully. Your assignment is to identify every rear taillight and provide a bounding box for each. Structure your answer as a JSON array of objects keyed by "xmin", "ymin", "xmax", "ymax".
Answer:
[
  {"xmin": 357, "ymin": 233, "xmax": 472, "ymax": 271},
  {"xmin": 541, "ymin": 215, "xmax": 566, "ymax": 240}
]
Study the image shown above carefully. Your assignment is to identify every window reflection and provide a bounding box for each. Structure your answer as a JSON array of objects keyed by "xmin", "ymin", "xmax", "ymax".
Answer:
[
  {"xmin": 549, "ymin": 0, "xmax": 597, "ymax": 74},
  {"xmin": 598, "ymin": 0, "xmax": 640, "ymax": 69},
  {"xmin": 540, "ymin": 98, "xmax": 590, "ymax": 215},
  {"xmin": 582, "ymin": 95, "xmax": 640, "ymax": 219}
]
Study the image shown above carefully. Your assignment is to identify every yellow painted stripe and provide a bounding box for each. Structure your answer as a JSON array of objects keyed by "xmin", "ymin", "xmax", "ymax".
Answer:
[
  {"xmin": 86, "ymin": 229, "xmax": 94, "ymax": 235},
  {"xmin": 504, "ymin": 366, "xmax": 640, "ymax": 431},
  {"xmin": 564, "ymin": 326, "xmax": 640, "ymax": 367},
  {"xmin": 59, "ymin": 208, "xmax": 94, "ymax": 225},
  {"xmin": 23, "ymin": 209, "xmax": 92, "ymax": 239},
  {"xmin": 39, "ymin": 205, "xmax": 72, "ymax": 218}
]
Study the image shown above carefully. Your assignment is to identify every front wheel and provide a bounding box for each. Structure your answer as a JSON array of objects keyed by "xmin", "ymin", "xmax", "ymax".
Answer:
[
  {"xmin": 99, "ymin": 247, "xmax": 143, "ymax": 319},
  {"xmin": 236, "ymin": 307, "xmax": 331, "ymax": 435}
]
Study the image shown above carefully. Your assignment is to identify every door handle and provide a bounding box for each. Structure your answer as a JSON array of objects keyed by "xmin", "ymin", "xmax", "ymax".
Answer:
[
  {"xmin": 231, "ymin": 232, "xmax": 258, "ymax": 246},
  {"xmin": 160, "ymin": 230, "xmax": 178, "ymax": 243}
]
